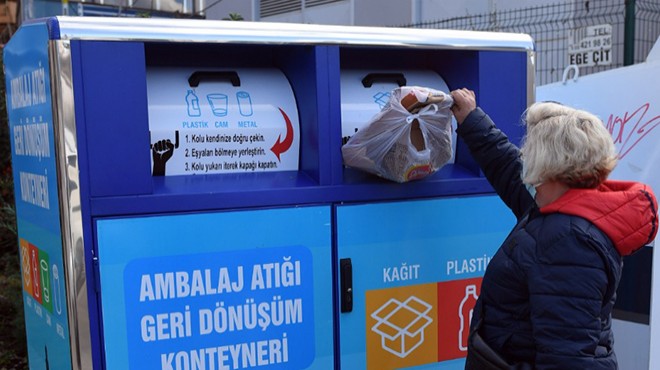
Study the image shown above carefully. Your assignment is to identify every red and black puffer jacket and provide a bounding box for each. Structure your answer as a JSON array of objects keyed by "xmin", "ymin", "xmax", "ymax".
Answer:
[{"xmin": 458, "ymin": 108, "xmax": 658, "ymax": 370}]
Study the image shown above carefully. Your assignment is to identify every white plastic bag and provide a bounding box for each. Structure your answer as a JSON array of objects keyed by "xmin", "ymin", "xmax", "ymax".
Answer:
[{"xmin": 341, "ymin": 86, "xmax": 454, "ymax": 182}]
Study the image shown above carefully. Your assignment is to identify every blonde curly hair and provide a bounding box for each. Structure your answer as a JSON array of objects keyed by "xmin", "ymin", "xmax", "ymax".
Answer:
[{"xmin": 520, "ymin": 102, "xmax": 618, "ymax": 188}]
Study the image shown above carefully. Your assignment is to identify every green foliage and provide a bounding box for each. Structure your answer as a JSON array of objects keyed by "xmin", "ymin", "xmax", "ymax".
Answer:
[
  {"xmin": 0, "ymin": 50, "xmax": 27, "ymax": 370},
  {"xmin": 0, "ymin": 252, "xmax": 27, "ymax": 370},
  {"xmin": 223, "ymin": 12, "xmax": 244, "ymax": 21}
]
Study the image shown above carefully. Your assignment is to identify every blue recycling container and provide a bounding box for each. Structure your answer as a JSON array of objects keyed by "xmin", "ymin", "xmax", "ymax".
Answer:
[{"xmin": 3, "ymin": 16, "xmax": 534, "ymax": 370}]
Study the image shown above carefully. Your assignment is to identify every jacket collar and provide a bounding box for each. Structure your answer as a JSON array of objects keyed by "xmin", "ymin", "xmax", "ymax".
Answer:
[{"xmin": 539, "ymin": 180, "xmax": 658, "ymax": 256}]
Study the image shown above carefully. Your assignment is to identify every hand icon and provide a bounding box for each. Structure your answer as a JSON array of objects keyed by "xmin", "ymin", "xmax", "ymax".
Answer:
[{"xmin": 152, "ymin": 139, "xmax": 175, "ymax": 176}]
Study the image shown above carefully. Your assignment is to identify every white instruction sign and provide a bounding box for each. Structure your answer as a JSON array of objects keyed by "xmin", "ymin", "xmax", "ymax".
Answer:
[
  {"xmin": 147, "ymin": 68, "xmax": 300, "ymax": 176},
  {"xmin": 568, "ymin": 24, "xmax": 612, "ymax": 67}
]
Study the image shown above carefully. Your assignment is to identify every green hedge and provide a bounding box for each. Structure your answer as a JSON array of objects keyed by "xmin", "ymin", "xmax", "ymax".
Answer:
[{"xmin": 0, "ymin": 52, "xmax": 28, "ymax": 370}]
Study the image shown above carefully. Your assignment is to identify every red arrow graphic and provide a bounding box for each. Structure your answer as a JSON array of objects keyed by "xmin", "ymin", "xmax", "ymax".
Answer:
[{"xmin": 270, "ymin": 107, "xmax": 294, "ymax": 161}]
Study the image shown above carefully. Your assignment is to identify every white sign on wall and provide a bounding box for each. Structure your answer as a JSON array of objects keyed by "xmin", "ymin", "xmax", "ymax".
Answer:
[{"xmin": 568, "ymin": 24, "xmax": 613, "ymax": 67}]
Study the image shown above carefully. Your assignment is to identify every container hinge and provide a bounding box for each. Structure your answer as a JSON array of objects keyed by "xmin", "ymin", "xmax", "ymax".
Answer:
[{"xmin": 92, "ymin": 254, "xmax": 101, "ymax": 294}]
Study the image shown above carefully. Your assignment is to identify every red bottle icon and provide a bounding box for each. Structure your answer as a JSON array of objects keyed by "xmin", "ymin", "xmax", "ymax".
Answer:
[{"xmin": 458, "ymin": 284, "xmax": 478, "ymax": 351}]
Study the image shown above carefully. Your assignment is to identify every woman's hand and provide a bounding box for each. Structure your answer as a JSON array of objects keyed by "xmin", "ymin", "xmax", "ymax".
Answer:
[{"xmin": 450, "ymin": 88, "xmax": 477, "ymax": 125}]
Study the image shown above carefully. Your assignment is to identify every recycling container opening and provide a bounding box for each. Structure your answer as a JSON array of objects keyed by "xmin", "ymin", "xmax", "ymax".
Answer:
[
  {"xmin": 77, "ymin": 41, "xmax": 329, "ymax": 213},
  {"xmin": 333, "ymin": 46, "xmax": 531, "ymax": 198}
]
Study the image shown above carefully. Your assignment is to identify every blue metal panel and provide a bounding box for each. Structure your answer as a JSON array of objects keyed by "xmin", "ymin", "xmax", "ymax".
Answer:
[
  {"xmin": 46, "ymin": 17, "xmax": 61, "ymax": 39},
  {"xmin": 326, "ymin": 46, "xmax": 344, "ymax": 186},
  {"xmin": 336, "ymin": 196, "xmax": 516, "ymax": 369},
  {"xmin": 278, "ymin": 46, "xmax": 326, "ymax": 185},
  {"xmin": 96, "ymin": 205, "xmax": 334, "ymax": 370},
  {"xmin": 68, "ymin": 40, "xmax": 106, "ymax": 370},
  {"xmin": 3, "ymin": 20, "xmax": 73, "ymax": 370},
  {"xmin": 87, "ymin": 171, "xmax": 495, "ymax": 217},
  {"xmin": 478, "ymin": 50, "xmax": 528, "ymax": 147},
  {"xmin": 430, "ymin": 50, "xmax": 482, "ymax": 176},
  {"xmin": 76, "ymin": 41, "xmax": 153, "ymax": 197}
]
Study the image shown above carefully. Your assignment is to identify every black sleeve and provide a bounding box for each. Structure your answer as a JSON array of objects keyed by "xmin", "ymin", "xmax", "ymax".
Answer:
[{"xmin": 456, "ymin": 107, "xmax": 534, "ymax": 219}]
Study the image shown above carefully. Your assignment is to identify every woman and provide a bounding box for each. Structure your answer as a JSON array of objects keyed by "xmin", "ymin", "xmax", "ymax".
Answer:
[{"xmin": 450, "ymin": 88, "xmax": 658, "ymax": 369}]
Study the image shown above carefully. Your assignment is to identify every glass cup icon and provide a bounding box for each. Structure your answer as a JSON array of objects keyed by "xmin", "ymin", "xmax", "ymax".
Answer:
[{"xmin": 207, "ymin": 93, "xmax": 228, "ymax": 117}]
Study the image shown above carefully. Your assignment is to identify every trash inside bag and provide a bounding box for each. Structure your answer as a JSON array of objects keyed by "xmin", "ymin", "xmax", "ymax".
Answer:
[{"xmin": 341, "ymin": 86, "xmax": 454, "ymax": 183}]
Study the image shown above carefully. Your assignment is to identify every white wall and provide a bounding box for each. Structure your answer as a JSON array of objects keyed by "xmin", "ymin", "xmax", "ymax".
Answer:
[
  {"xmin": 354, "ymin": 0, "xmax": 410, "ymax": 26},
  {"xmin": 205, "ymin": 0, "xmax": 254, "ymax": 21},
  {"xmin": 202, "ymin": 0, "xmax": 577, "ymax": 27},
  {"xmin": 263, "ymin": 1, "xmax": 352, "ymax": 25},
  {"xmin": 414, "ymin": 0, "xmax": 579, "ymax": 24}
]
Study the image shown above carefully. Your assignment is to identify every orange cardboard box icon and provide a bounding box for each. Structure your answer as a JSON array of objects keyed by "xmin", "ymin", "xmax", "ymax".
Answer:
[
  {"xmin": 370, "ymin": 296, "xmax": 433, "ymax": 358},
  {"xmin": 19, "ymin": 239, "xmax": 32, "ymax": 294}
]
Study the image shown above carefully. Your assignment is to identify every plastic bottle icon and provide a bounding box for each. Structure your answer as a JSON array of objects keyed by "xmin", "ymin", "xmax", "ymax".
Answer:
[
  {"xmin": 186, "ymin": 90, "xmax": 201, "ymax": 117},
  {"xmin": 458, "ymin": 284, "xmax": 479, "ymax": 351}
]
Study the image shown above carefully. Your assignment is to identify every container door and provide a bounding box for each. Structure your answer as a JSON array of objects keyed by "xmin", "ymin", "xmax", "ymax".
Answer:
[
  {"xmin": 96, "ymin": 205, "xmax": 333, "ymax": 370},
  {"xmin": 336, "ymin": 196, "xmax": 515, "ymax": 369}
]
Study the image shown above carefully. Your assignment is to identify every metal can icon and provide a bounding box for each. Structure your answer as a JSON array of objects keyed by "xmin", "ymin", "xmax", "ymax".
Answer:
[{"xmin": 236, "ymin": 91, "xmax": 253, "ymax": 116}]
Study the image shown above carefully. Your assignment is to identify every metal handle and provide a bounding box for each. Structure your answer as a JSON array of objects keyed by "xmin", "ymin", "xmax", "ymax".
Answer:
[
  {"xmin": 188, "ymin": 71, "xmax": 241, "ymax": 87},
  {"xmin": 340, "ymin": 258, "xmax": 353, "ymax": 313},
  {"xmin": 361, "ymin": 72, "xmax": 407, "ymax": 87},
  {"xmin": 561, "ymin": 65, "xmax": 579, "ymax": 85}
]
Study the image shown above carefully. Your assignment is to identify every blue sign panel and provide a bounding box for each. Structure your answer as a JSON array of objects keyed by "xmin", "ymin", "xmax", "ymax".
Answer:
[
  {"xmin": 336, "ymin": 196, "xmax": 515, "ymax": 370},
  {"xmin": 96, "ymin": 206, "xmax": 333, "ymax": 370},
  {"xmin": 3, "ymin": 22, "xmax": 73, "ymax": 370}
]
